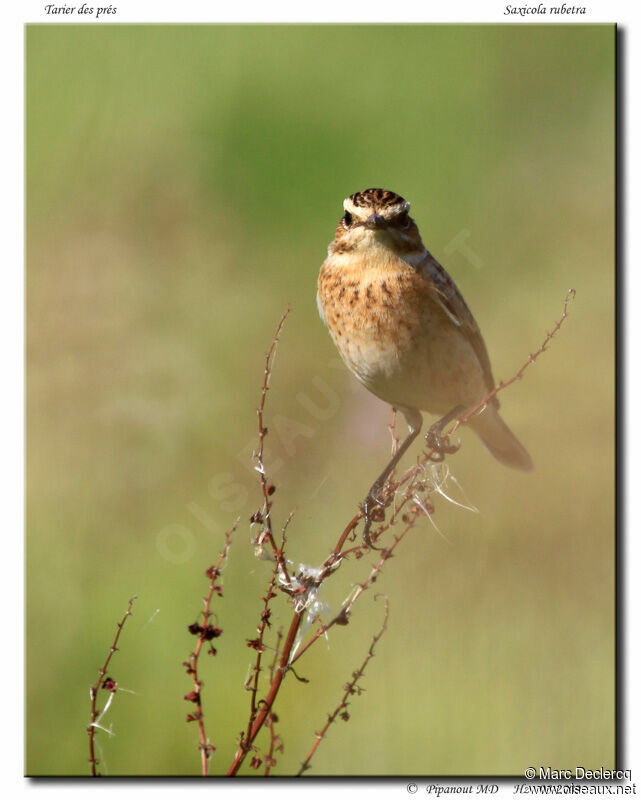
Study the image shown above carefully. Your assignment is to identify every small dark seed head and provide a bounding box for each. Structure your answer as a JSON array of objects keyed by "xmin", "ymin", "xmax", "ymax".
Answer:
[{"xmin": 203, "ymin": 625, "xmax": 222, "ymax": 640}]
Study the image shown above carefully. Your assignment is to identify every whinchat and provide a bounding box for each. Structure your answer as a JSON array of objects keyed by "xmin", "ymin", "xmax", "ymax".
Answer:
[{"xmin": 317, "ymin": 188, "xmax": 532, "ymax": 543}]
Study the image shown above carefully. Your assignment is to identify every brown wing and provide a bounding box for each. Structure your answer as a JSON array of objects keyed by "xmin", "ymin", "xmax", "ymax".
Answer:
[{"xmin": 423, "ymin": 251, "xmax": 499, "ymax": 407}]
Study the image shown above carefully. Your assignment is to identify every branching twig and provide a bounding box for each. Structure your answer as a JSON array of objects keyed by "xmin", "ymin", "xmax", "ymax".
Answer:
[
  {"xmin": 291, "ymin": 290, "xmax": 577, "ymax": 664},
  {"xmin": 291, "ymin": 490, "xmax": 425, "ymax": 666},
  {"xmin": 298, "ymin": 595, "xmax": 390, "ymax": 775},
  {"xmin": 263, "ymin": 628, "xmax": 284, "ymax": 776},
  {"xmin": 452, "ymin": 288, "xmax": 576, "ymax": 432},
  {"xmin": 227, "ymin": 610, "xmax": 303, "ymax": 775},
  {"xmin": 243, "ymin": 559, "xmax": 280, "ymax": 754},
  {"xmin": 226, "ymin": 313, "xmax": 302, "ymax": 775},
  {"xmin": 263, "ymin": 712, "xmax": 281, "ymax": 775},
  {"xmin": 183, "ymin": 522, "xmax": 237, "ymax": 776},
  {"xmin": 87, "ymin": 595, "xmax": 137, "ymax": 776},
  {"xmin": 252, "ymin": 307, "xmax": 292, "ymax": 585},
  {"xmin": 226, "ymin": 291, "xmax": 574, "ymax": 777}
]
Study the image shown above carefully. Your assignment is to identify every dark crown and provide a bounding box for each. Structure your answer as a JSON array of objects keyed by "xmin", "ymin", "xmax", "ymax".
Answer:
[{"xmin": 348, "ymin": 188, "xmax": 407, "ymax": 209}]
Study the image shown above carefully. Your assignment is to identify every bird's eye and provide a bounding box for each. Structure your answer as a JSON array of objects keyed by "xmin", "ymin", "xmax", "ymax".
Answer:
[
  {"xmin": 343, "ymin": 211, "xmax": 352, "ymax": 226},
  {"xmin": 397, "ymin": 211, "xmax": 410, "ymax": 229}
]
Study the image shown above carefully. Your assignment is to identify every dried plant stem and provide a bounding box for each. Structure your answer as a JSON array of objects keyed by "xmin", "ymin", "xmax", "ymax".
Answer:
[
  {"xmin": 184, "ymin": 523, "xmax": 236, "ymax": 776},
  {"xmin": 87, "ymin": 595, "xmax": 137, "ymax": 776},
  {"xmin": 244, "ymin": 509, "xmax": 296, "ymax": 749},
  {"xmin": 291, "ymin": 497, "xmax": 422, "ymax": 667},
  {"xmin": 269, "ymin": 629, "xmax": 283, "ymax": 684},
  {"xmin": 453, "ymin": 288, "xmax": 576, "ymax": 432},
  {"xmin": 226, "ymin": 313, "xmax": 302, "ymax": 776},
  {"xmin": 291, "ymin": 482, "xmax": 424, "ymax": 666},
  {"xmin": 227, "ymin": 610, "xmax": 303, "ymax": 776},
  {"xmin": 243, "ymin": 562, "xmax": 279, "ymax": 752},
  {"xmin": 298, "ymin": 596, "xmax": 390, "ymax": 775},
  {"xmin": 254, "ymin": 307, "xmax": 292, "ymax": 583},
  {"xmin": 263, "ymin": 628, "xmax": 283, "ymax": 776},
  {"xmin": 225, "ymin": 291, "xmax": 574, "ymax": 777},
  {"xmin": 328, "ymin": 512, "xmax": 363, "ymax": 562},
  {"xmin": 263, "ymin": 713, "xmax": 278, "ymax": 776}
]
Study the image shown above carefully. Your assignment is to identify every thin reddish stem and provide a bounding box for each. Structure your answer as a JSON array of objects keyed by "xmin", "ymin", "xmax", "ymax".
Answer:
[
  {"xmin": 227, "ymin": 610, "xmax": 303, "ymax": 776},
  {"xmin": 452, "ymin": 288, "xmax": 576, "ymax": 433},
  {"xmin": 298, "ymin": 596, "xmax": 389, "ymax": 775},
  {"xmin": 254, "ymin": 308, "xmax": 292, "ymax": 584},
  {"xmin": 243, "ymin": 563, "xmax": 279, "ymax": 752},
  {"xmin": 184, "ymin": 523, "xmax": 236, "ymax": 776},
  {"xmin": 87, "ymin": 596, "xmax": 137, "ymax": 776},
  {"xmin": 291, "ymin": 499, "xmax": 422, "ymax": 667},
  {"xmin": 263, "ymin": 628, "xmax": 283, "ymax": 776}
]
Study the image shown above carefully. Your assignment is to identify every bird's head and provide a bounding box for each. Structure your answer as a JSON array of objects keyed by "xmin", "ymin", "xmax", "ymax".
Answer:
[{"xmin": 329, "ymin": 188, "xmax": 424, "ymax": 258}]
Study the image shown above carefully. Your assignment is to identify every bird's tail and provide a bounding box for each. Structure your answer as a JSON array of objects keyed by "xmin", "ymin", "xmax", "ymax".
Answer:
[{"xmin": 468, "ymin": 405, "xmax": 533, "ymax": 472}]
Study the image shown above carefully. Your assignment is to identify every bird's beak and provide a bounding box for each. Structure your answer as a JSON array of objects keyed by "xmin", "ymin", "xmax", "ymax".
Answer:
[{"xmin": 365, "ymin": 214, "xmax": 386, "ymax": 230}]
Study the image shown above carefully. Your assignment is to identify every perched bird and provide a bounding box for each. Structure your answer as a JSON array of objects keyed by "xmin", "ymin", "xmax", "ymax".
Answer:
[{"xmin": 317, "ymin": 188, "xmax": 532, "ymax": 543}]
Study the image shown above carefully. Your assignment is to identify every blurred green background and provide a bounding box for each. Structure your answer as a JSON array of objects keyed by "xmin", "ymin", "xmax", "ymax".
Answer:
[{"xmin": 26, "ymin": 25, "xmax": 615, "ymax": 776}]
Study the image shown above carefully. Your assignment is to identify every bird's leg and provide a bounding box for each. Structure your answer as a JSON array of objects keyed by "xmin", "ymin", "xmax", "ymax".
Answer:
[
  {"xmin": 425, "ymin": 405, "xmax": 466, "ymax": 460},
  {"xmin": 362, "ymin": 408, "xmax": 423, "ymax": 549}
]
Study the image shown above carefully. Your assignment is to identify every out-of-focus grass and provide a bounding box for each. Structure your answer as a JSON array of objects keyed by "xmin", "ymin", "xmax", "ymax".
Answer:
[{"xmin": 26, "ymin": 25, "xmax": 614, "ymax": 775}]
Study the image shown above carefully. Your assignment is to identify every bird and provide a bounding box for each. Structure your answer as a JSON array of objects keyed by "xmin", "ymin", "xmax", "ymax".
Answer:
[{"xmin": 317, "ymin": 188, "xmax": 533, "ymax": 545}]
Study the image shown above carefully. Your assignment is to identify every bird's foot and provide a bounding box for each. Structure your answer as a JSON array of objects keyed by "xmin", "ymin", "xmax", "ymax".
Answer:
[
  {"xmin": 362, "ymin": 484, "xmax": 388, "ymax": 550},
  {"xmin": 425, "ymin": 422, "xmax": 460, "ymax": 461}
]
